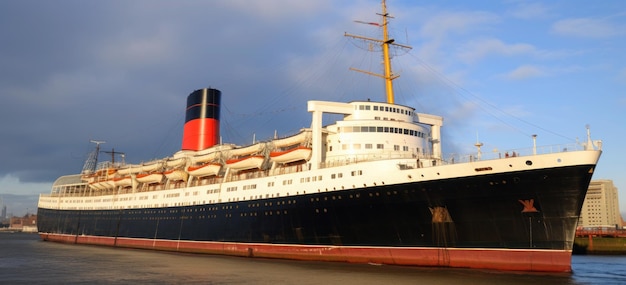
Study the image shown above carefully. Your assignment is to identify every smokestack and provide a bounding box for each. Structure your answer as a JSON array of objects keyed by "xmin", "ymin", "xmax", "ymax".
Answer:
[{"xmin": 181, "ymin": 88, "xmax": 221, "ymax": 151}]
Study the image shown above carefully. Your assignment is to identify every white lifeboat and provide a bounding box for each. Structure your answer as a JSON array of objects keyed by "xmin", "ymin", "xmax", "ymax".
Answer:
[
  {"xmin": 164, "ymin": 169, "xmax": 189, "ymax": 182},
  {"xmin": 225, "ymin": 155, "xmax": 265, "ymax": 171},
  {"xmin": 139, "ymin": 161, "xmax": 162, "ymax": 173},
  {"xmin": 228, "ymin": 143, "xmax": 263, "ymax": 157},
  {"xmin": 113, "ymin": 176, "xmax": 134, "ymax": 187},
  {"xmin": 192, "ymin": 144, "xmax": 233, "ymax": 163},
  {"xmin": 136, "ymin": 172, "xmax": 163, "ymax": 184},
  {"xmin": 272, "ymin": 130, "xmax": 310, "ymax": 148},
  {"xmin": 118, "ymin": 164, "xmax": 141, "ymax": 175},
  {"xmin": 270, "ymin": 146, "xmax": 312, "ymax": 164},
  {"xmin": 187, "ymin": 163, "xmax": 221, "ymax": 177},
  {"xmin": 165, "ymin": 157, "xmax": 186, "ymax": 168}
]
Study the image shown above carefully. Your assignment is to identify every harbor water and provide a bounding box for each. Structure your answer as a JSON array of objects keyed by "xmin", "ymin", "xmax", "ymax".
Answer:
[{"xmin": 1, "ymin": 232, "xmax": 625, "ymax": 284}]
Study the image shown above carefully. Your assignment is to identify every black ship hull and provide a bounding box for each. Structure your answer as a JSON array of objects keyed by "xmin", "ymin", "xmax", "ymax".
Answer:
[{"xmin": 38, "ymin": 164, "xmax": 595, "ymax": 272}]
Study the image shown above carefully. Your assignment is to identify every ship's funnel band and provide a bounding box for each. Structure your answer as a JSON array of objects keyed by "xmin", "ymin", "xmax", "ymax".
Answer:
[{"xmin": 181, "ymin": 88, "xmax": 221, "ymax": 151}]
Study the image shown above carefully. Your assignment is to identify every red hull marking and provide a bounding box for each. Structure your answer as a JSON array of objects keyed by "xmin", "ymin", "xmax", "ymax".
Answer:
[{"xmin": 39, "ymin": 233, "xmax": 572, "ymax": 272}]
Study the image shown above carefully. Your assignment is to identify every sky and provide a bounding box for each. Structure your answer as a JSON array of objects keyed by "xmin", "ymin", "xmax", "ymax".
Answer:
[{"xmin": 0, "ymin": 0, "xmax": 625, "ymax": 217}]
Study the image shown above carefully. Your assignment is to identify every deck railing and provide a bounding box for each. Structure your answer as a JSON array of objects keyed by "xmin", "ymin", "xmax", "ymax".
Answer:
[{"xmin": 42, "ymin": 142, "xmax": 593, "ymax": 199}]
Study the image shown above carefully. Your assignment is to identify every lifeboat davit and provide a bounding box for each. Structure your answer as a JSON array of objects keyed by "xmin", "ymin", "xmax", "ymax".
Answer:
[
  {"xmin": 270, "ymin": 146, "xmax": 312, "ymax": 164},
  {"xmin": 88, "ymin": 182, "xmax": 105, "ymax": 190},
  {"xmin": 187, "ymin": 163, "xmax": 221, "ymax": 177},
  {"xmin": 225, "ymin": 155, "xmax": 264, "ymax": 171},
  {"xmin": 136, "ymin": 173, "xmax": 163, "ymax": 184},
  {"xmin": 164, "ymin": 169, "xmax": 189, "ymax": 182}
]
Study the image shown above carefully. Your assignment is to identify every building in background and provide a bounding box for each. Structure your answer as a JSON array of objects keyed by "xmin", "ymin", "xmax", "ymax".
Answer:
[
  {"xmin": 9, "ymin": 214, "xmax": 37, "ymax": 232},
  {"xmin": 578, "ymin": 179, "xmax": 623, "ymax": 228}
]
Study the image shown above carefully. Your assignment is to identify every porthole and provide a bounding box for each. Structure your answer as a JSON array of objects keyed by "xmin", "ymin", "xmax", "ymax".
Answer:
[{"xmin": 525, "ymin": 160, "xmax": 532, "ymax": 166}]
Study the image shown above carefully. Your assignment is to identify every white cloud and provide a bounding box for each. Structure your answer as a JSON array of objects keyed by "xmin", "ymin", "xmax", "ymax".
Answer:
[
  {"xmin": 503, "ymin": 65, "xmax": 545, "ymax": 80},
  {"xmin": 419, "ymin": 11, "xmax": 499, "ymax": 39},
  {"xmin": 457, "ymin": 38, "xmax": 536, "ymax": 64},
  {"xmin": 509, "ymin": 2, "xmax": 552, "ymax": 20},
  {"xmin": 552, "ymin": 17, "xmax": 624, "ymax": 38}
]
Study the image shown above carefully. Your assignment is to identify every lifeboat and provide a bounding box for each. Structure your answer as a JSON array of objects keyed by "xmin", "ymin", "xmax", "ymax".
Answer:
[
  {"xmin": 136, "ymin": 172, "xmax": 163, "ymax": 184},
  {"xmin": 95, "ymin": 168, "xmax": 117, "ymax": 177},
  {"xmin": 113, "ymin": 176, "xmax": 134, "ymax": 187},
  {"xmin": 228, "ymin": 143, "xmax": 263, "ymax": 157},
  {"xmin": 187, "ymin": 163, "xmax": 221, "ymax": 177},
  {"xmin": 225, "ymin": 155, "xmax": 265, "ymax": 171},
  {"xmin": 117, "ymin": 165, "xmax": 141, "ymax": 175},
  {"xmin": 270, "ymin": 146, "xmax": 312, "ymax": 164},
  {"xmin": 165, "ymin": 157, "xmax": 186, "ymax": 168},
  {"xmin": 192, "ymin": 144, "xmax": 233, "ymax": 163},
  {"xmin": 139, "ymin": 161, "xmax": 162, "ymax": 173},
  {"xmin": 272, "ymin": 130, "xmax": 310, "ymax": 148},
  {"xmin": 164, "ymin": 169, "xmax": 189, "ymax": 182}
]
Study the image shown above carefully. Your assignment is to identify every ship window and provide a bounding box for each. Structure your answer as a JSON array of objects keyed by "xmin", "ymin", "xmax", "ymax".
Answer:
[
  {"xmin": 394, "ymin": 145, "xmax": 400, "ymax": 151},
  {"xmin": 353, "ymin": 144, "xmax": 361, "ymax": 149},
  {"xmin": 384, "ymin": 127, "xmax": 389, "ymax": 133},
  {"xmin": 377, "ymin": 144, "xmax": 384, "ymax": 149},
  {"xmin": 375, "ymin": 116, "xmax": 380, "ymax": 120},
  {"xmin": 404, "ymin": 129, "xmax": 409, "ymax": 135},
  {"xmin": 377, "ymin": 127, "xmax": 383, "ymax": 132},
  {"xmin": 359, "ymin": 105, "xmax": 365, "ymax": 110},
  {"xmin": 329, "ymin": 146, "xmax": 333, "ymax": 152},
  {"xmin": 331, "ymin": 174, "xmax": 336, "ymax": 179},
  {"xmin": 369, "ymin": 126, "xmax": 376, "ymax": 132},
  {"xmin": 385, "ymin": 107, "xmax": 389, "ymax": 111},
  {"xmin": 403, "ymin": 146, "xmax": 409, "ymax": 151},
  {"xmin": 373, "ymin": 106, "xmax": 378, "ymax": 111},
  {"xmin": 361, "ymin": 126, "xmax": 368, "ymax": 132},
  {"xmin": 366, "ymin": 105, "xmax": 371, "ymax": 110},
  {"xmin": 353, "ymin": 126, "xmax": 360, "ymax": 132},
  {"xmin": 365, "ymin": 144, "xmax": 372, "ymax": 149},
  {"xmin": 338, "ymin": 173, "xmax": 343, "ymax": 178},
  {"xmin": 342, "ymin": 144, "xmax": 348, "ymax": 150}
]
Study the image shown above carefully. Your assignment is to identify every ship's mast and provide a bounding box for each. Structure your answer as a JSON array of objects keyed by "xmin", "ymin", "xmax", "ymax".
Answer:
[
  {"xmin": 81, "ymin": 140, "xmax": 105, "ymax": 174},
  {"xmin": 345, "ymin": 0, "xmax": 411, "ymax": 104}
]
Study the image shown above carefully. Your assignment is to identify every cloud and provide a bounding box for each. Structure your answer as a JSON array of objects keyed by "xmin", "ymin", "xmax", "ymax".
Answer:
[
  {"xmin": 502, "ymin": 65, "xmax": 546, "ymax": 80},
  {"xmin": 498, "ymin": 64, "xmax": 585, "ymax": 81},
  {"xmin": 419, "ymin": 11, "xmax": 499, "ymax": 39},
  {"xmin": 508, "ymin": 2, "xmax": 552, "ymax": 20},
  {"xmin": 456, "ymin": 38, "xmax": 536, "ymax": 64},
  {"xmin": 552, "ymin": 17, "xmax": 625, "ymax": 38}
]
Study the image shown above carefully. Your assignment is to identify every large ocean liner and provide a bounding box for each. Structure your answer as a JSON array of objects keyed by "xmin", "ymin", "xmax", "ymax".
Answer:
[{"xmin": 38, "ymin": 1, "xmax": 602, "ymax": 272}]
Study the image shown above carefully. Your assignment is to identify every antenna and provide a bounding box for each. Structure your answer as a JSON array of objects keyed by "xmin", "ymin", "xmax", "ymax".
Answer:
[
  {"xmin": 81, "ymin": 140, "xmax": 105, "ymax": 174},
  {"xmin": 101, "ymin": 148, "xmax": 125, "ymax": 165}
]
